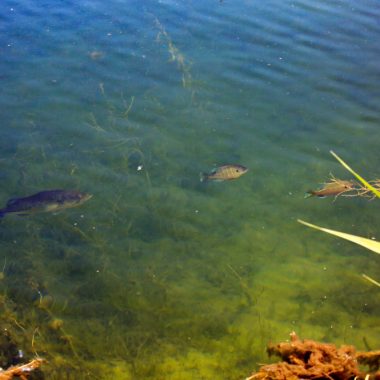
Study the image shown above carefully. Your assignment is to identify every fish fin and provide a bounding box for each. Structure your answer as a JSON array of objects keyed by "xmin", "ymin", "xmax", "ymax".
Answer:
[
  {"xmin": 6, "ymin": 198, "xmax": 18, "ymax": 207},
  {"xmin": 305, "ymin": 191, "xmax": 326, "ymax": 199},
  {"xmin": 200, "ymin": 172, "xmax": 208, "ymax": 182}
]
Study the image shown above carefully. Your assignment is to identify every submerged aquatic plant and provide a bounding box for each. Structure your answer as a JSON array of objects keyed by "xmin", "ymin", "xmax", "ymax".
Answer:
[
  {"xmin": 300, "ymin": 151, "xmax": 380, "ymax": 287},
  {"xmin": 298, "ymin": 219, "xmax": 380, "ymax": 288},
  {"xmin": 154, "ymin": 16, "xmax": 192, "ymax": 88},
  {"xmin": 329, "ymin": 150, "xmax": 380, "ymax": 198},
  {"xmin": 297, "ymin": 220, "xmax": 380, "ymax": 255}
]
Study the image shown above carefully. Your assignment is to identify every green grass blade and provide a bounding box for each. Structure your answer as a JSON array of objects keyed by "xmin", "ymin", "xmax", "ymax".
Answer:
[
  {"xmin": 297, "ymin": 219, "xmax": 380, "ymax": 254},
  {"xmin": 362, "ymin": 274, "xmax": 380, "ymax": 287},
  {"xmin": 330, "ymin": 150, "xmax": 380, "ymax": 198}
]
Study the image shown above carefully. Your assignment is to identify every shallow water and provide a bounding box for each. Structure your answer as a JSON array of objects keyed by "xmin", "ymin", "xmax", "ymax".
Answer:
[{"xmin": 0, "ymin": 0, "xmax": 379, "ymax": 378}]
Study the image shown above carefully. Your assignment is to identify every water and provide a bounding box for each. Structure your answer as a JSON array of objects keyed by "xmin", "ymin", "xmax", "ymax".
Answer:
[{"xmin": 0, "ymin": 0, "xmax": 379, "ymax": 378}]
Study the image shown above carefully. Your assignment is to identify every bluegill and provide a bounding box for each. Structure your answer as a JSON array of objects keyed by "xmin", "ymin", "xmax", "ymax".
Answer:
[
  {"xmin": 200, "ymin": 164, "xmax": 248, "ymax": 182},
  {"xmin": 306, "ymin": 179, "xmax": 357, "ymax": 198},
  {"xmin": 0, "ymin": 190, "xmax": 92, "ymax": 218}
]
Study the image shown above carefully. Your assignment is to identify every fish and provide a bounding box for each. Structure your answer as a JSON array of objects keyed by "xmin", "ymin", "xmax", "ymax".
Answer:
[
  {"xmin": 305, "ymin": 179, "xmax": 357, "ymax": 198},
  {"xmin": 89, "ymin": 50, "xmax": 104, "ymax": 60},
  {"xmin": 200, "ymin": 164, "xmax": 248, "ymax": 182},
  {"xmin": 0, "ymin": 190, "xmax": 92, "ymax": 218}
]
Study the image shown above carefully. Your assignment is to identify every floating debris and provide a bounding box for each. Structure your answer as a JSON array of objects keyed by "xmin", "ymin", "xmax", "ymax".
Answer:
[
  {"xmin": 200, "ymin": 164, "xmax": 248, "ymax": 182},
  {"xmin": 246, "ymin": 332, "xmax": 380, "ymax": 380},
  {"xmin": 0, "ymin": 358, "xmax": 44, "ymax": 379}
]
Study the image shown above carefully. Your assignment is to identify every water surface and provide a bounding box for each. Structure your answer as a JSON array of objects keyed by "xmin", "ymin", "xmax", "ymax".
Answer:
[{"xmin": 0, "ymin": 0, "xmax": 379, "ymax": 378}]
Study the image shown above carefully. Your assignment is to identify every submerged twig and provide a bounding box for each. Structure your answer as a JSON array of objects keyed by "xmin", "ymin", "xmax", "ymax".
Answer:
[
  {"xmin": 0, "ymin": 358, "xmax": 44, "ymax": 380},
  {"xmin": 227, "ymin": 264, "xmax": 254, "ymax": 306}
]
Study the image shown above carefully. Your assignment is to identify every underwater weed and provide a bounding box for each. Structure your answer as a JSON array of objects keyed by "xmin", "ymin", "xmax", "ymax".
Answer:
[
  {"xmin": 330, "ymin": 150, "xmax": 380, "ymax": 198},
  {"xmin": 298, "ymin": 220, "xmax": 380, "ymax": 255},
  {"xmin": 154, "ymin": 17, "xmax": 193, "ymax": 89},
  {"xmin": 361, "ymin": 274, "xmax": 380, "ymax": 288},
  {"xmin": 0, "ymin": 257, "xmax": 6, "ymax": 281},
  {"xmin": 122, "ymin": 94, "xmax": 135, "ymax": 119},
  {"xmin": 300, "ymin": 151, "xmax": 380, "ymax": 287}
]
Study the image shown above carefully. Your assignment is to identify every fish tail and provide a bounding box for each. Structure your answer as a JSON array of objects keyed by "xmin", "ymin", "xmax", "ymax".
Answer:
[
  {"xmin": 0, "ymin": 211, "xmax": 5, "ymax": 218},
  {"xmin": 304, "ymin": 191, "xmax": 314, "ymax": 199},
  {"xmin": 200, "ymin": 172, "xmax": 208, "ymax": 182}
]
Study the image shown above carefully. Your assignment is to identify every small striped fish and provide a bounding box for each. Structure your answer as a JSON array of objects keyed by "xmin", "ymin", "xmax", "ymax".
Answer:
[
  {"xmin": 305, "ymin": 179, "xmax": 356, "ymax": 198},
  {"xmin": 200, "ymin": 164, "xmax": 248, "ymax": 182}
]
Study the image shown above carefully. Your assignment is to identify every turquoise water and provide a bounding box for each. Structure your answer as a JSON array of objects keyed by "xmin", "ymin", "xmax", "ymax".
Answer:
[{"xmin": 0, "ymin": 0, "xmax": 379, "ymax": 378}]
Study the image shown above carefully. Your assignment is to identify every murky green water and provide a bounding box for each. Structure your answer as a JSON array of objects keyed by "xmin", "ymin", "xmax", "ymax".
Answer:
[{"xmin": 1, "ymin": 0, "xmax": 379, "ymax": 378}]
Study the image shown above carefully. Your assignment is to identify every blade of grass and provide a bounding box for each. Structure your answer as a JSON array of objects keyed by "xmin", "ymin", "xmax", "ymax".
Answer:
[
  {"xmin": 362, "ymin": 274, "xmax": 380, "ymax": 287},
  {"xmin": 297, "ymin": 219, "xmax": 380, "ymax": 254},
  {"xmin": 330, "ymin": 150, "xmax": 380, "ymax": 198}
]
